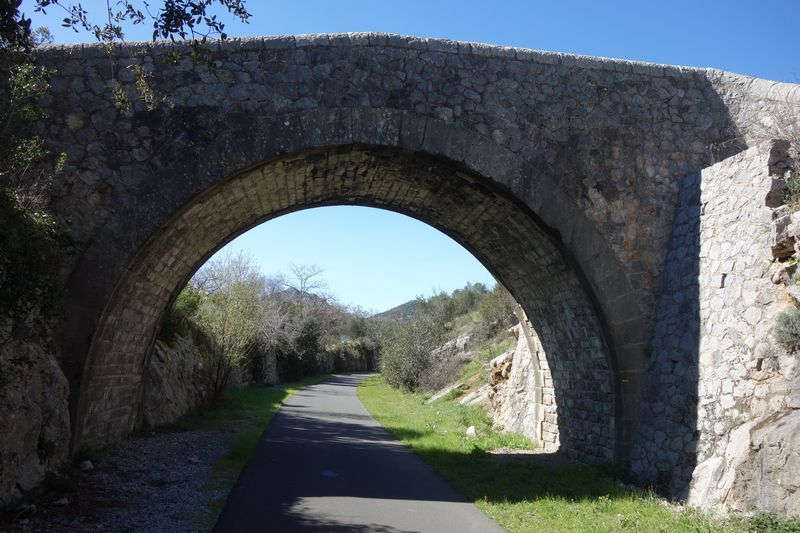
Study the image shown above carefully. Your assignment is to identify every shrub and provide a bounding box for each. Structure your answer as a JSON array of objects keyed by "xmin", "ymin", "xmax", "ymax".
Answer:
[
  {"xmin": 0, "ymin": 190, "xmax": 61, "ymax": 325},
  {"xmin": 377, "ymin": 311, "xmax": 446, "ymax": 391},
  {"xmin": 476, "ymin": 283, "xmax": 517, "ymax": 339},
  {"xmin": 785, "ymin": 171, "xmax": 800, "ymax": 208},
  {"xmin": 159, "ymin": 284, "xmax": 205, "ymax": 341},
  {"xmin": 372, "ymin": 281, "xmax": 520, "ymax": 391},
  {"xmin": 774, "ymin": 307, "xmax": 800, "ymax": 352},
  {"xmin": 328, "ymin": 339, "xmax": 377, "ymax": 372},
  {"xmin": 418, "ymin": 355, "xmax": 466, "ymax": 392},
  {"xmin": 0, "ymin": 59, "xmax": 65, "ymax": 328},
  {"xmin": 190, "ymin": 252, "xmax": 266, "ymax": 395}
]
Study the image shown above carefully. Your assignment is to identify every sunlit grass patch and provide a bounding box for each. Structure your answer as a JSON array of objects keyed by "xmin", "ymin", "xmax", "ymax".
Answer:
[{"xmin": 358, "ymin": 375, "xmax": 799, "ymax": 533}]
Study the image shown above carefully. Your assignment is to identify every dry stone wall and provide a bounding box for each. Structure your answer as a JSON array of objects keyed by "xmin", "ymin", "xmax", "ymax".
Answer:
[{"xmin": 633, "ymin": 140, "xmax": 799, "ymax": 514}]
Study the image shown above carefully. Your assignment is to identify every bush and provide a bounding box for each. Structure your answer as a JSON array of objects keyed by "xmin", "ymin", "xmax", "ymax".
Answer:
[
  {"xmin": 774, "ymin": 307, "xmax": 800, "ymax": 352},
  {"xmin": 372, "ymin": 281, "xmax": 519, "ymax": 391},
  {"xmin": 1, "ymin": 53, "xmax": 66, "ymax": 332},
  {"xmin": 0, "ymin": 190, "xmax": 61, "ymax": 324},
  {"xmin": 328, "ymin": 339, "xmax": 377, "ymax": 373},
  {"xmin": 418, "ymin": 355, "xmax": 466, "ymax": 392},
  {"xmin": 476, "ymin": 283, "xmax": 517, "ymax": 339},
  {"xmin": 159, "ymin": 284, "xmax": 205, "ymax": 341},
  {"xmin": 377, "ymin": 311, "xmax": 447, "ymax": 391}
]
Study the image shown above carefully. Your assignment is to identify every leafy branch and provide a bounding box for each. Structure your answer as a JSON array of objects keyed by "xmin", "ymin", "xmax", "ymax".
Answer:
[{"xmin": 32, "ymin": 0, "xmax": 251, "ymax": 44}]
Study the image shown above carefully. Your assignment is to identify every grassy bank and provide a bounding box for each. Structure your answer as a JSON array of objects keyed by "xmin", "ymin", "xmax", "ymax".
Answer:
[
  {"xmin": 173, "ymin": 375, "xmax": 330, "ymax": 529},
  {"xmin": 358, "ymin": 376, "xmax": 798, "ymax": 533}
]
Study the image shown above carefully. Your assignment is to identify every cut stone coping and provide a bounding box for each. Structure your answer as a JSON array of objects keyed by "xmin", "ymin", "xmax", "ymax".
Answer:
[{"xmin": 34, "ymin": 33, "xmax": 800, "ymax": 104}]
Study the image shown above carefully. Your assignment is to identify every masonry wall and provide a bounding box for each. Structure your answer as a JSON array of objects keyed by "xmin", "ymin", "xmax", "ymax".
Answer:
[
  {"xmin": 634, "ymin": 141, "xmax": 799, "ymax": 514},
  {"xmin": 33, "ymin": 33, "xmax": 800, "ymax": 468},
  {"xmin": 490, "ymin": 318, "xmax": 561, "ymax": 452}
]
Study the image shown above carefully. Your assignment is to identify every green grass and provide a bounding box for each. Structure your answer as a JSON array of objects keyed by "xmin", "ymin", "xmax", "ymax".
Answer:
[
  {"xmin": 174, "ymin": 374, "xmax": 330, "ymax": 530},
  {"xmin": 358, "ymin": 376, "xmax": 800, "ymax": 533},
  {"xmin": 441, "ymin": 385, "xmax": 467, "ymax": 402}
]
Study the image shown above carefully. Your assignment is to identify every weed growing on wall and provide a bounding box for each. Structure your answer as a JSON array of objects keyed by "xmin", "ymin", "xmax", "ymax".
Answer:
[{"xmin": 773, "ymin": 307, "xmax": 800, "ymax": 352}]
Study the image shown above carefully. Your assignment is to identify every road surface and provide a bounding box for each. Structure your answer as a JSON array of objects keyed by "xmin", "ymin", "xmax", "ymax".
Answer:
[{"xmin": 214, "ymin": 374, "xmax": 506, "ymax": 532}]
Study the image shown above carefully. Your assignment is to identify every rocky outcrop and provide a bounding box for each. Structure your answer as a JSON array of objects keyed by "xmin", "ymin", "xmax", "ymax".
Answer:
[
  {"xmin": 770, "ymin": 208, "xmax": 800, "ymax": 259},
  {"xmin": 488, "ymin": 322, "xmax": 559, "ymax": 452},
  {"xmin": 142, "ymin": 334, "xmax": 285, "ymax": 427},
  {"xmin": 420, "ymin": 333, "xmax": 476, "ymax": 391},
  {"xmin": 140, "ymin": 335, "xmax": 219, "ymax": 427},
  {"xmin": 720, "ymin": 410, "xmax": 800, "ymax": 516},
  {"xmin": 430, "ymin": 333, "xmax": 474, "ymax": 361},
  {"xmin": 0, "ymin": 332, "xmax": 70, "ymax": 506},
  {"xmin": 458, "ymin": 384, "xmax": 490, "ymax": 407}
]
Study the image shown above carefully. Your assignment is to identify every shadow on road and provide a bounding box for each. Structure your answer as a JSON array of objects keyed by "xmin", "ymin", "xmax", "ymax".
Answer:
[{"xmin": 214, "ymin": 374, "xmax": 635, "ymax": 532}]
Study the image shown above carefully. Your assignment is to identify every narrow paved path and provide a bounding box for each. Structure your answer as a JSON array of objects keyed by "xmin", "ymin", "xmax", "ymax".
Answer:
[{"xmin": 214, "ymin": 374, "xmax": 505, "ymax": 532}]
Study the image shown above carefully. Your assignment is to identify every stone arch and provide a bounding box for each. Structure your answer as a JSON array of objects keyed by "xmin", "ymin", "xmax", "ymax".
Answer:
[
  {"xmin": 54, "ymin": 109, "xmax": 653, "ymax": 468},
  {"xmin": 27, "ymin": 31, "xmax": 800, "ymax": 508},
  {"xmin": 66, "ymin": 136, "xmax": 628, "ymax": 466}
]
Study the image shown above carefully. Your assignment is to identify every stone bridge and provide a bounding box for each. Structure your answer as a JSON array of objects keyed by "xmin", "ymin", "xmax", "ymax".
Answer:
[{"xmin": 34, "ymin": 34, "xmax": 800, "ymax": 505}]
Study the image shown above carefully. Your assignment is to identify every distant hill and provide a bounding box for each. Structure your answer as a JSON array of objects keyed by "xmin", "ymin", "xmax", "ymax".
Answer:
[{"xmin": 372, "ymin": 299, "xmax": 420, "ymax": 322}]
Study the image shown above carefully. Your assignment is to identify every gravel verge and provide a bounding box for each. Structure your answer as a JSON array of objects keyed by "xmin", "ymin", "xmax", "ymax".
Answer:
[{"xmin": 1, "ymin": 428, "xmax": 238, "ymax": 532}]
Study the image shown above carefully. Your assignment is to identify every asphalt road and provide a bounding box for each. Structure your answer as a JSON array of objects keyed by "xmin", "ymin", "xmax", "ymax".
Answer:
[{"xmin": 213, "ymin": 374, "xmax": 506, "ymax": 532}]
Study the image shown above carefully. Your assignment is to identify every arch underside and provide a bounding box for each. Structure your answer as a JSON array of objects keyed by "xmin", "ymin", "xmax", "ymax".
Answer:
[{"xmin": 76, "ymin": 145, "xmax": 616, "ymax": 463}]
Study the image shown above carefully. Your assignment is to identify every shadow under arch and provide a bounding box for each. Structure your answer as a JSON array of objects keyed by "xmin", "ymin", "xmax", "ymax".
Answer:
[{"xmin": 64, "ymin": 142, "xmax": 634, "ymax": 469}]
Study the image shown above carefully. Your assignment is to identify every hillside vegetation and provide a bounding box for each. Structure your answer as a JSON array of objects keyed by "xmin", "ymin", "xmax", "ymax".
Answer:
[{"xmin": 370, "ymin": 282, "xmax": 517, "ymax": 392}]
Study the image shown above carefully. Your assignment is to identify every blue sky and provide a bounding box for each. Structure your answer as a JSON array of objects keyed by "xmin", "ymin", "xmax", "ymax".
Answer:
[
  {"xmin": 214, "ymin": 207, "xmax": 496, "ymax": 314},
  {"xmin": 27, "ymin": 0, "xmax": 800, "ymax": 312}
]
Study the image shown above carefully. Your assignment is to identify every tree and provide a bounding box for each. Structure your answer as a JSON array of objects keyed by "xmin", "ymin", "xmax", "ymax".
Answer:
[
  {"xmin": 376, "ymin": 309, "xmax": 445, "ymax": 391},
  {"xmin": 476, "ymin": 283, "xmax": 517, "ymax": 337},
  {"xmin": 372, "ymin": 281, "xmax": 519, "ymax": 391},
  {"xmin": 0, "ymin": 5, "xmax": 63, "ymax": 324},
  {"xmin": 193, "ymin": 251, "xmax": 265, "ymax": 395},
  {"xmin": 287, "ymin": 263, "xmax": 327, "ymax": 305}
]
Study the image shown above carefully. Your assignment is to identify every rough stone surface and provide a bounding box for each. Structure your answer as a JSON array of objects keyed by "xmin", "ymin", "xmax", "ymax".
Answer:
[
  {"xmin": 0, "ymin": 336, "xmax": 70, "ymax": 506},
  {"xmin": 62, "ymin": 145, "xmax": 617, "ymax": 466},
  {"xmin": 140, "ymin": 334, "xmax": 218, "ymax": 428},
  {"xmin": 633, "ymin": 140, "xmax": 800, "ymax": 513},
  {"xmin": 431, "ymin": 333, "xmax": 474, "ymax": 361},
  {"xmin": 426, "ymin": 381, "xmax": 464, "ymax": 403},
  {"xmin": 725, "ymin": 410, "xmax": 800, "ymax": 516},
  {"xmin": 458, "ymin": 385, "xmax": 490, "ymax": 407},
  {"xmin": 489, "ymin": 321, "xmax": 560, "ymax": 452}
]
